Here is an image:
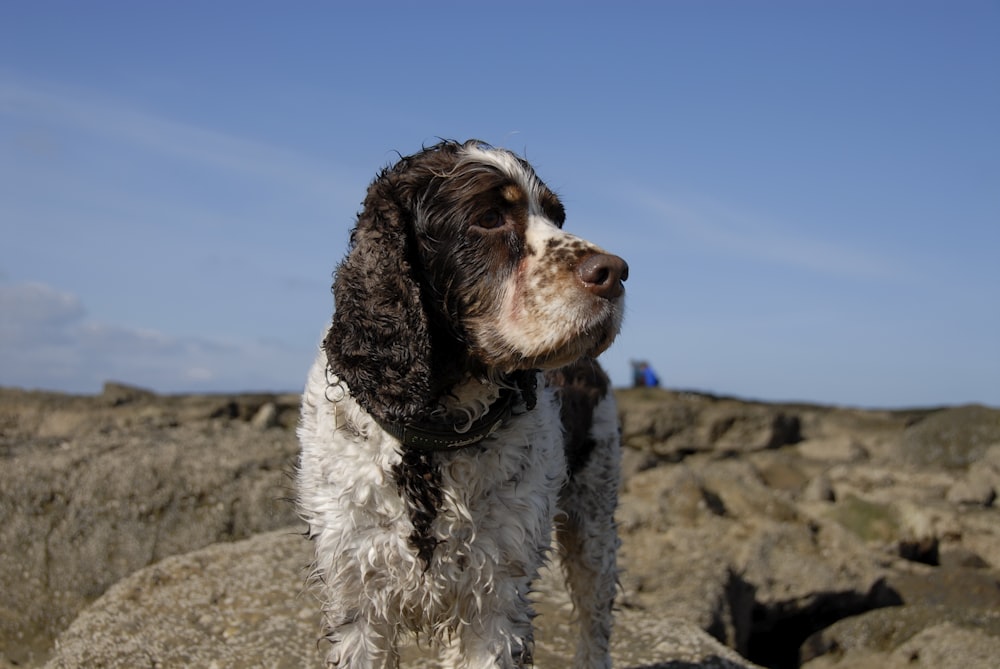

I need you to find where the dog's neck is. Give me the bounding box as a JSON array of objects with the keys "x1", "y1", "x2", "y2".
[
  {"x1": 373, "y1": 375, "x2": 516, "y2": 452},
  {"x1": 431, "y1": 373, "x2": 503, "y2": 429},
  {"x1": 367, "y1": 370, "x2": 537, "y2": 453}
]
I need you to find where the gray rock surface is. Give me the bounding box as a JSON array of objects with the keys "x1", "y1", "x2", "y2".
[
  {"x1": 800, "y1": 604, "x2": 1000, "y2": 666},
  {"x1": 617, "y1": 389, "x2": 803, "y2": 460},
  {"x1": 3, "y1": 385, "x2": 999, "y2": 668},
  {"x1": 898, "y1": 404, "x2": 1000, "y2": 469},
  {"x1": 44, "y1": 530, "x2": 319, "y2": 669},
  {"x1": 0, "y1": 385, "x2": 301, "y2": 666}
]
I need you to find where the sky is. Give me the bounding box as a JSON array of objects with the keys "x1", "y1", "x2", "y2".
[{"x1": 1, "y1": 1, "x2": 997, "y2": 408}]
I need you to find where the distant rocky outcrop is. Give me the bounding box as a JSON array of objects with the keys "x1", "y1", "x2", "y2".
[{"x1": 2, "y1": 384, "x2": 998, "y2": 668}]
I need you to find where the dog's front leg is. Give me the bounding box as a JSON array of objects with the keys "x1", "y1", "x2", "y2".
[
  {"x1": 322, "y1": 616, "x2": 399, "y2": 669},
  {"x1": 438, "y1": 576, "x2": 535, "y2": 669},
  {"x1": 556, "y1": 425, "x2": 620, "y2": 669},
  {"x1": 556, "y1": 508, "x2": 617, "y2": 669},
  {"x1": 445, "y1": 622, "x2": 534, "y2": 669}
]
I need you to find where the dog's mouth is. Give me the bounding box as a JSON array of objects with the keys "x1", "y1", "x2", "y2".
[
  {"x1": 542, "y1": 308, "x2": 623, "y2": 369},
  {"x1": 474, "y1": 294, "x2": 624, "y2": 372}
]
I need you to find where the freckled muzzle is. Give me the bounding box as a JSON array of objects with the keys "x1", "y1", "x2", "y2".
[{"x1": 514, "y1": 247, "x2": 627, "y2": 368}]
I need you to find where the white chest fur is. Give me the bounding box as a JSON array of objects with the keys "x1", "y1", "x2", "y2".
[{"x1": 296, "y1": 352, "x2": 565, "y2": 640}]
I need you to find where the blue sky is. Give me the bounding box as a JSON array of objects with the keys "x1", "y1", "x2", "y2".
[{"x1": 1, "y1": 1, "x2": 997, "y2": 408}]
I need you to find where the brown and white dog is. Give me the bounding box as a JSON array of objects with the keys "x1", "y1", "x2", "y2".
[{"x1": 297, "y1": 139, "x2": 627, "y2": 668}]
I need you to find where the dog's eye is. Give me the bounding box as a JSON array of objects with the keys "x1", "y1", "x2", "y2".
[{"x1": 477, "y1": 209, "x2": 505, "y2": 229}]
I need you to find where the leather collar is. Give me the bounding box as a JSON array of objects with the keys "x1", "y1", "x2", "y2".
[{"x1": 375, "y1": 389, "x2": 516, "y2": 452}]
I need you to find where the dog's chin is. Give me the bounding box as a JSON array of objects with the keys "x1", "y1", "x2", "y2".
[
  {"x1": 555, "y1": 326, "x2": 621, "y2": 367},
  {"x1": 481, "y1": 323, "x2": 621, "y2": 373}
]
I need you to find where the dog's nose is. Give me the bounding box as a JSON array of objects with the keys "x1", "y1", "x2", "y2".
[{"x1": 578, "y1": 253, "x2": 628, "y2": 300}]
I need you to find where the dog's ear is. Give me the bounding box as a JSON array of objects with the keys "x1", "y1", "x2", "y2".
[{"x1": 324, "y1": 167, "x2": 434, "y2": 422}]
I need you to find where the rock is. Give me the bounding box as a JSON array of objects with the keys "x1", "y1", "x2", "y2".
[
  {"x1": 900, "y1": 405, "x2": 1000, "y2": 469},
  {"x1": 937, "y1": 546, "x2": 991, "y2": 569},
  {"x1": 749, "y1": 450, "x2": 813, "y2": 493},
  {"x1": 45, "y1": 529, "x2": 763, "y2": 669},
  {"x1": 44, "y1": 530, "x2": 319, "y2": 669},
  {"x1": 100, "y1": 380, "x2": 157, "y2": 406},
  {"x1": 889, "y1": 622, "x2": 1000, "y2": 668},
  {"x1": 702, "y1": 406, "x2": 802, "y2": 453},
  {"x1": 797, "y1": 435, "x2": 869, "y2": 463},
  {"x1": 803, "y1": 474, "x2": 836, "y2": 502},
  {"x1": 826, "y1": 494, "x2": 900, "y2": 543},
  {"x1": 801, "y1": 608, "x2": 1000, "y2": 669},
  {"x1": 619, "y1": 389, "x2": 700, "y2": 457},
  {"x1": 619, "y1": 453, "x2": 894, "y2": 668},
  {"x1": 945, "y1": 476, "x2": 996, "y2": 506},
  {"x1": 969, "y1": 454, "x2": 1000, "y2": 484},
  {"x1": 946, "y1": 446, "x2": 1000, "y2": 506},
  {"x1": 251, "y1": 401, "x2": 280, "y2": 429},
  {"x1": 617, "y1": 388, "x2": 802, "y2": 460},
  {"x1": 618, "y1": 525, "x2": 757, "y2": 654},
  {"x1": 0, "y1": 386, "x2": 302, "y2": 446},
  {"x1": 960, "y1": 509, "x2": 1000, "y2": 567},
  {"x1": 888, "y1": 565, "x2": 1000, "y2": 610}
]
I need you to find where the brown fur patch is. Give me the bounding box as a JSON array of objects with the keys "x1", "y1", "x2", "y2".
[
  {"x1": 546, "y1": 358, "x2": 611, "y2": 475},
  {"x1": 502, "y1": 183, "x2": 526, "y2": 205}
]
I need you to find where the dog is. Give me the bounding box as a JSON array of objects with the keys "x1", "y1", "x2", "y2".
[{"x1": 297, "y1": 139, "x2": 627, "y2": 668}]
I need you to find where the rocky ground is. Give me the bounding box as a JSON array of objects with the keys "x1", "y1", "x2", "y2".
[{"x1": 1, "y1": 382, "x2": 998, "y2": 668}]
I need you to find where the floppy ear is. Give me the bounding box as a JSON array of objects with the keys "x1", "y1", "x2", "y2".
[{"x1": 324, "y1": 169, "x2": 434, "y2": 422}]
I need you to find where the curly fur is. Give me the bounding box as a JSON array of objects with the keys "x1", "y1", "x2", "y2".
[{"x1": 298, "y1": 140, "x2": 626, "y2": 668}]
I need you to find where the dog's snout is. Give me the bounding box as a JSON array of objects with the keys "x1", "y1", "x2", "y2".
[{"x1": 578, "y1": 253, "x2": 628, "y2": 300}]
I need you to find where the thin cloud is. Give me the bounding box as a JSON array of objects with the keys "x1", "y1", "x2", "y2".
[
  {"x1": 0, "y1": 281, "x2": 85, "y2": 340},
  {"x1": 0, "y1": 279, "x2": 301, "y2": 393},
  {"x1": 0, "y1": 71, "x2": 354, "y2": 200},
  {"x1": 629, "y1": 188, "x2": 908, "y2": 281}
]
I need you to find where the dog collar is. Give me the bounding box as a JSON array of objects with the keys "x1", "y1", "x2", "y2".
[{"x1": 376, "y1": 389, "x2": 516, "y2": 452}]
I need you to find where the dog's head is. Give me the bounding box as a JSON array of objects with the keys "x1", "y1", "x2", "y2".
[{"x1": 325, "y1": 139, "x2": 627, "y2": 422}]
